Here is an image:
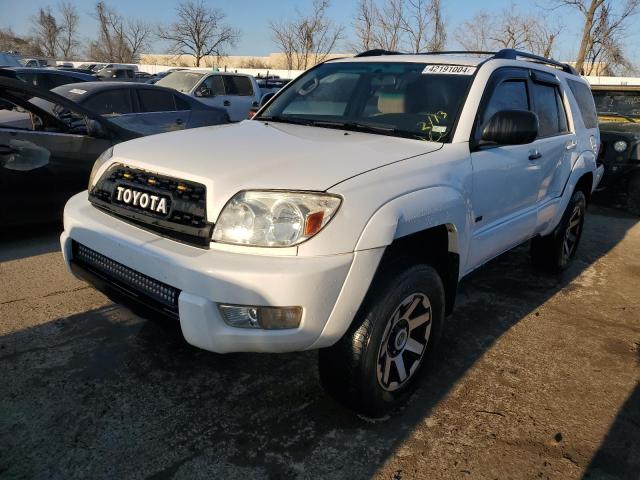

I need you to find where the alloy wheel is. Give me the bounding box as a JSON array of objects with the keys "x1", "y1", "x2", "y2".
[
  {"x1": 376, "y1": 292, "x2": 432, "y2": 391},
  {"x1": 562, "y1": 204, "x2": 583, "y2": 264}
]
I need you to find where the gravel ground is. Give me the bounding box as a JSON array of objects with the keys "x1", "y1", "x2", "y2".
[{"x1": 0, "y1": 204, "x2": 639, "y2": 480}]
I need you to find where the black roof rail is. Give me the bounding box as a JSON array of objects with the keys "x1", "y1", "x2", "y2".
[
  {"x1": 355, "y1": 49, "x2": 403, "y2": 57},
  {"x1": 493, "y1": 49, "x2": 578, "y2": 75},
  {"x1": 352, "y1": 48, "x2": 578, "y2": 75},
  {"x1": 418, "y1": 51, "x2": 497, "y2": 56}
]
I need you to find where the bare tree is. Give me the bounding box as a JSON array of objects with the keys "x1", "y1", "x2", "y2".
[
  {"x1": 58, "y1": 1, "x2": 79, "y2": 59},
  {"x1": 88, "y1": 1, "x2": 153, "y2": 63},
  {"x1": 158, "y1": 0, "x2": 239, "y2": 67},
  {"x1": 0, "y1": 28, "x2": 42, "y2": 56},
  {"x1": 123, "y1": 19, "x2": 152, "y2": 61},
  {"x1": 351, "y1": 0, "x2": 378, "y2": 52},
  {"x1": 31, "y1": 7, "x2": 61, "y2": 57},
  {"x1": 374, "y1": 0, "x2": 404, "y2": 51},
  {"x1": 455, "y1": 8, "x2": 560, "y2": 57},
  {"x1": 455, "y1": 11, "x2": 492, "y2": 51},
  {"x1": 401, "y1": 0, "x2": 446, "y2": 52},
  {"x1": 269, "y1": 0, "x2": 344, "y2": 70},
  {"x1": 551, "y1": 0, "x2": 639, "y2": 74},
  {"x1": 427, "y1": 0, "x2": 446, "y2": 52}
]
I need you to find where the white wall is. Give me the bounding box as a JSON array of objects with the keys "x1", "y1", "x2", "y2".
[
  {"x1": 585, "y1": 76, "x2": 640, "y2": 86},
  {"x1": 69, "y1": 61, "x2": 304, "y2": 79}
]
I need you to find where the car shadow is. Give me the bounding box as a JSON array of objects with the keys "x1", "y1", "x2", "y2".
[
  {"x1": 0, "y1": 221, "x2": 62, "y2": 263},
  {"x1": 0, "y1": 205, "x2": 638, "y2": 479},
  {"x1": 582, "y1": 382, "x2": 640, "y2": 480}
]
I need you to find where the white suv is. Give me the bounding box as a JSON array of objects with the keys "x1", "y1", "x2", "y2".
[{"x1": 61, "y1": 49, "x2": 604, "y2": 416}]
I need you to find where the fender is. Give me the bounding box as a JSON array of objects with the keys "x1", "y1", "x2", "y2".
[
  {"x1": 538, "y1": 149, "x2": 598, "y2": 237},
  {"x1": 355, "y1": 186, "x2": 470, "y2": 271}
]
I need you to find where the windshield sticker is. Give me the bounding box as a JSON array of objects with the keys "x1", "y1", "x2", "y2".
[
  {"x1": 69, "y1": 88, "x2": 87, "y2": 95},
  {"x1": 422, "y1": 65, "x2": 476, "y2": 75}
]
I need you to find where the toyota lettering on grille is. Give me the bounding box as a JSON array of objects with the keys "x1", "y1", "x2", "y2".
[{"x1": 114, "y1": 186, "x2": 169, "y2": 215}]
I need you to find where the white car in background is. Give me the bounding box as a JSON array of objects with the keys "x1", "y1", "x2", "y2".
[{"x1": 156, "y1": 70, "x2": 260, "y2": 121}]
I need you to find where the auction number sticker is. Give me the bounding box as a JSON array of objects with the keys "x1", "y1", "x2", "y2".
[{"x1": 423, "y1": 65, "x2": 476, "y2": 75}]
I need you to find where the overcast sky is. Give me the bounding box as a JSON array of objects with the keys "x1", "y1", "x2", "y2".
[{"x1": 2, "y1": 0, "x2": 639, "y2": 63}]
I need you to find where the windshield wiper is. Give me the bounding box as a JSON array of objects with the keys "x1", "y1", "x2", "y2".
[
  {"x1": 310, "y1": 120, "x2": 427, "y2": 140},
  {"x1": 258, "y1": 115, "x2": 314, "y2": 126}
]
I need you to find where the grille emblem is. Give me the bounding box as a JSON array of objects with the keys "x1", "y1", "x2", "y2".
[{"x1": 115, "y1": 186, "x2": 168, "y2": 215}]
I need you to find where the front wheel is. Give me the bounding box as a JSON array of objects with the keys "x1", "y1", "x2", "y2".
[
  {"x1": 318, "y1": 264, "x2": 445, "y2": 417},
  {"x1": 531, "y1": 189, "x2": 586, "y2": 273}
]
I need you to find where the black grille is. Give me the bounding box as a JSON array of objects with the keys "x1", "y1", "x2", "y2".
[
  {"x1": 73, "y1": 241, "x2": 179, "y2": 317},
  {"x1": 89, "y1": 164, "x2": 213, "y2": 247}
]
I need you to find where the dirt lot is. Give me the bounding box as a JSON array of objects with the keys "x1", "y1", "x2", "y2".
[{"x1": 1, "y1": 203, "x2": 639, "y2": 480}]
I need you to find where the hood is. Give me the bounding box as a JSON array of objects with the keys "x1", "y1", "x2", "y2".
[
  {"x1": 599, "y1": 120, "x2": 640, "y2": 138},
  {"x1": 109, "y1": 120, "x2": 442, "y2": 219}
]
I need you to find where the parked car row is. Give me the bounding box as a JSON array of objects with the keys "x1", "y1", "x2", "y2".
[{"x1": 0, "y1": 75, "x2": 230, "y2": 227}]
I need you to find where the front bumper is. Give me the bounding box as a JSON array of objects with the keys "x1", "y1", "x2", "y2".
[{"x1": 61, "y1": 193, "x2": 383, "y2": 353}]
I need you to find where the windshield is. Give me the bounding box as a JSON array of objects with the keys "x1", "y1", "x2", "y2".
[
  {"x1": 156, "y1": 71, "x2": 204, "y2": 93},
  {"x1": 593, "y1": 90, "x2": 640, "y2": 119},
  {"x1": 257, "y1": 61, "x2": 474, "y2": 142}
]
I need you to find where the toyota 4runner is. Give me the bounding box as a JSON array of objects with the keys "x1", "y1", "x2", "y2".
[{"x1": 61, "y1": 49, "x2": 603, "y2": 416}]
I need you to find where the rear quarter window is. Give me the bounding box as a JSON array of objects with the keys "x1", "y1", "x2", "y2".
[
  {"x1": 138, "y1": 89, "x2": 176, "y2": 112},
  {"x1": 223, "y1": 76, "x2": 254, "y2": 96},
  {"x1": 567, "y1": 79, "x2": 598, "y2": 129}
]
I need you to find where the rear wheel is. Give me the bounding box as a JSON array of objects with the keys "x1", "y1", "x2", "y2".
[
  {"x1": 318, "y1": 264, "x2": 445, "y2": 417},
  {"x1": 531, "y1": 189, "x2": 586, "y2": 273}
]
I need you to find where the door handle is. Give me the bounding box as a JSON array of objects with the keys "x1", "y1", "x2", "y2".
[
  {"x1": 175, "y1": 118, "x2": 184, "y2": 125},
  {"x1": 528, "y1": 149, "x2": 542, "y2": 160},
  {"x1": 565, "y1": 139, "x2": 578, "y2": 150},
  {"x1": 223, "y1": 100, "x2": 231, "y2": 106}
]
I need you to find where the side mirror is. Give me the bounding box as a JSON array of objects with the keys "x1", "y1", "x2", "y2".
[
  {"x1": 481, "y1": 110, "x2": 538, "y2": 146},
  {"x1": 260, "y1": 92, "x2": 275, "y2": 108},
  {"x1": 195, "y1": 87, "x2": 213, "y2": 98},
  {"x1": 87, "y1": 119, "x2": 107, "y2": 138}
]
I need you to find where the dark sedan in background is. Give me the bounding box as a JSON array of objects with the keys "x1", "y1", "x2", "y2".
[
  {"x1": 0, "y1": 67, "x2": 97, "y2": 90},
  {"x1": 43, "y1": 82, "x2": 230, "y2": 135},
  {"x1": 0, "y1": 77, "x2": 229, "y2": 228}
]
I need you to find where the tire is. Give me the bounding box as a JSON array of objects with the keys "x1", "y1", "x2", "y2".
[
  {"x1": 318, "y1": 263, "x2": 445, "y2": 417},
  {"x1": 627, "y1": 174, "x2": 640, "y2": 216},
  {"x1": 531, "y1": 189, "x2": 587, "y2": 273}
]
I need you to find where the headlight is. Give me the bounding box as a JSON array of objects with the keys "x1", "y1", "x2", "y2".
[
  {"x1": 613, "y1": 140, "x2": 628, "y2": 153},
  {"x1": 88, "y1": 146, "x2": 113, "y2": 189},
  {"x1": 212, "y1": 191, "x2": 341, "y2": 247}
]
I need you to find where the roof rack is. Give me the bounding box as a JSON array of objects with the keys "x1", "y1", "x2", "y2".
[
  {"x1": 353, "y1": 48, "x2": 578, "y2": 75},
  {"x1": 493, "y1": 49, "x2": 577, "y2": 75}
]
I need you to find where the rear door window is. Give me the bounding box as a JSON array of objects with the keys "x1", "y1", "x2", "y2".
[
  {"x1": 223, "y1": 76, "x2": 254, "y2": 96},
  {"x1": 138, "y1": 89, "x2": 176, "y2": 112},
  {"x1": 83, "y1": 89, "x2": 133, "y2": 115},
  {"x1": 532, "y1": 82, "x2": 568, "y2": 137}
]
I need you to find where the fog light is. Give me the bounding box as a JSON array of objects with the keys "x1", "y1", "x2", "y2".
[
  {"x1": 613, "y1": 140, "x2": 628, "y2": 153},
  {"x1": 218, "y1": 304, "x2": 302, "y2": 329}
]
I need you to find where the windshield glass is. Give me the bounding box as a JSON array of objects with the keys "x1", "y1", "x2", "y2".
[
  {"x1": 593, "y1": 90, "x2": 640, "y2": 118},
  {"x1": 156, "y1": 71, "x2": 204, "y2": 93},
  {"x1": 257, "y1": 61, "x2": 474, "y2": 141}
]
